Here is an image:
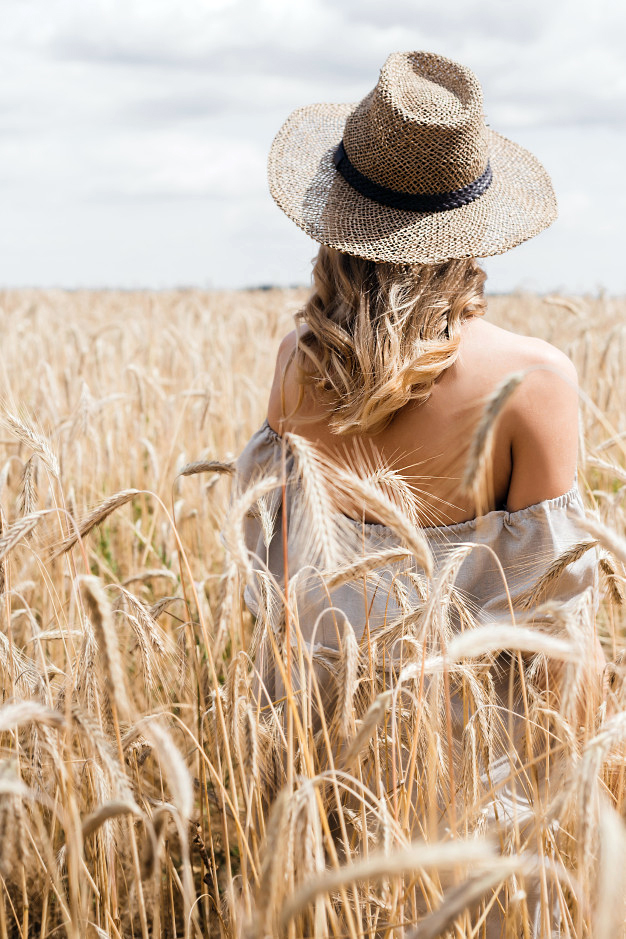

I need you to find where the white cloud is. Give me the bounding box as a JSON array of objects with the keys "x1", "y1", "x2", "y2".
[{"x1": 0, "y1": 0, "x2": 624, "y2": 290}]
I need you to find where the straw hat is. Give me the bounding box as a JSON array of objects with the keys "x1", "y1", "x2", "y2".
[{"x1": 268, "y1": 51, "x2": 557, "y2": 264}]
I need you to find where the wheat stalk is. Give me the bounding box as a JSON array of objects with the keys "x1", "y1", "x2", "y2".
[{"x1": 255, "y1": 787, "x2": 290, "y2": 936}]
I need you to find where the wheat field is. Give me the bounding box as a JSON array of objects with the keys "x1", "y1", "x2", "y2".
[{"x1": 0, "y1": 286, "x2": 625, "y2": 938}]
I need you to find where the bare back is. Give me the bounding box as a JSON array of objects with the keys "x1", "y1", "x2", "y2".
[{"x1": 267, "y1": 314, "x2": 579, "y2": 527}]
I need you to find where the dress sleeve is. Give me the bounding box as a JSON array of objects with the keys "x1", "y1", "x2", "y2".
[{"x1": 438, "y1": 487, "x2": 599, "y2": 623}]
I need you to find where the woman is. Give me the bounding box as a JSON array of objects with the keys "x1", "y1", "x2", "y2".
[{"x1": 234, "y1": 51, "x2": 601, "y2": 934}]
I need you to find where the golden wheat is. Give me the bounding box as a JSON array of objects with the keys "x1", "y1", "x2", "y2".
[{"x1": 0, "y1": 287, "x2": 623, "y2": 937}]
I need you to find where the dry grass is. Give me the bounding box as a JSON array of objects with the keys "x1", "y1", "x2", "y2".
[{"x1": 0, "y1": 285, "x2": 625, "y2": 937}]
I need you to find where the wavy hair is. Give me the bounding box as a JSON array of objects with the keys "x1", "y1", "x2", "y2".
[{"x1": 292, "y1": 246, "x2": 487, "y2": 435}]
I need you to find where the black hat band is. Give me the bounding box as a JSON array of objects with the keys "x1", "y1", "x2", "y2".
[{"x1": 333, "y1": 140, "x2": 493, "y2": 213}]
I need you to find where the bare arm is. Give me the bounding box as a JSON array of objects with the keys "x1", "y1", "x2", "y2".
[
  {"x1": 267, "y1": 330, "x2": 299, "y2": 434},
  {"x1": 503, "y1": 348, "x2": 604, "y2": 708},
  {"x1": 504, "y1": 346, "x2": 579, "y2": 512}
]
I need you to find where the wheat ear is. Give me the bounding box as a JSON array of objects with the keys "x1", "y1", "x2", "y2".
[
  {"x1": 221, "y1": 475, "x2": 280, "y2": 579},
  {"x1": 122, "y1": 569, "x2": 178, "y2": 587},
  {"x1": 581, "y1": 516, "x2": 626, "y2": 564},
  {"x1": 178, "y1": 460, "x2": 234, "y2": 477},
  {"x1": 543, "y1": 295, "x2": 586, "y2": 319},
  {"x1": 143, "y1": 721, "x2": 193, "y2": 820},
  {"x1": 279, "y1": 839, "x2": 497, "y2": 929},
  {"x1": 53, "y1": 488, "x2": 140, "y2": 556},
  {"x1": 0, "y1": 512, "x2": 43, "y2": 562},
  {"x1": 118, "y1": 587, "x2": 170, "y2": 654},
  {"x1": 587, "y1": 455, "x2": 626, "y2": 485},
  {"x1": 149, "y1": 595, "x2": 183, "y2": 619},
  {"x1": 406, "y1": 860, "x2": 528, "y2": 939},
  {"x1": 81, "y1": 801, "x2": 142, "y2": 840},
  {"x1": 18, "y1": 454, "x2": 38, "y2": 515},
  {"x1": 462, "y1": 372, "x2": 524, "y2": 498},
  {"x1": 243, "y1": 703, "x2": 258, "y2": 789},
  {"x1": 3, "y1": 410, "x2": 60, "y2": 478},
  {"x1": 341, "y1": 690, "x2": 393, "y2": 770},
  {"x1": 0, "y1": 701, "x2": 65, "y2": 732},
  {"x1": 324, "y1": 548, "x2": 413, "y2": 591},
  {"x1": 599, "y1": 555, "x2": 625, "y2": 605},
  {"x1": 520, "y1": 540, "x2": 598, "y2": 609},
  {"x1": 336, "y1": 619, "x2": 359, "y2": 738},
  {"x1": 79, "y1": 575, "x2": 130, "y2": 720},
  {"x1": 286, "y1": 432, "x2": 343, "y2": 570},
  {"x1": 332, "y1": 465, "x2": 434, "y2": 575}
]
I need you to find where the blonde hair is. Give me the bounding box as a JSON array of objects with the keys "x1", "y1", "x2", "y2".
[{"x1": 293, "y1": 246, "x2": 487, "y2": 435}]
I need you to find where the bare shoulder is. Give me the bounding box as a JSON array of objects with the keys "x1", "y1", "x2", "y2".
[
  {"x1": 495, "y1": 331, "x2": 579, "y2": 510},
  {"x1": 513, "y1": 333, "x2": 577, "y2": 385},
  {"x1": 276, "y1": 329, "x2": 299, "y2": 363},
  {"x1": 266, "y1": 329, "x2": 301, "y2": 433},
  {"x1": 468, "y1": 319, "x2": 577, "y2": 383},
  {"x1": 502, "y1": 331, "x2": 578, "y2": 414},
  {"x1": 462, "y1": 318, "x2": 579, "y2": 510}
]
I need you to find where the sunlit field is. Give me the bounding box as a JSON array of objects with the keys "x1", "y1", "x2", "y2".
[{"x1": 0, "y1": 286, "x2": 625, "y2": 938}]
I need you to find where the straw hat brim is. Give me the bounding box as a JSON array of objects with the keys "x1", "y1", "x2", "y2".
[{"x1": 268, "y1": 102, "x2": 557, "y2": 263}]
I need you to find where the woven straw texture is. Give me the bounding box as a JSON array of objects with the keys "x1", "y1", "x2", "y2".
[{"x1": 268, "y1": 51, "x2": 557, "y2": 263}]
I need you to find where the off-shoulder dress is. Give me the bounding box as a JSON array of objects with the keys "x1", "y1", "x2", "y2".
[{"x1": 234, "y1": 419, "x2": 598, "y2": 822}]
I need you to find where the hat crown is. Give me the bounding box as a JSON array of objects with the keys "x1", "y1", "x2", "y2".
[{"x1": 343, "y1": 52, "x2": 489, "y2": 196}]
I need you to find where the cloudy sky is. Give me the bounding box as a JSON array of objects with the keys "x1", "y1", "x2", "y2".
[{"x1": 1, "y1": 0, "x2": 625, "y2": 293}]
